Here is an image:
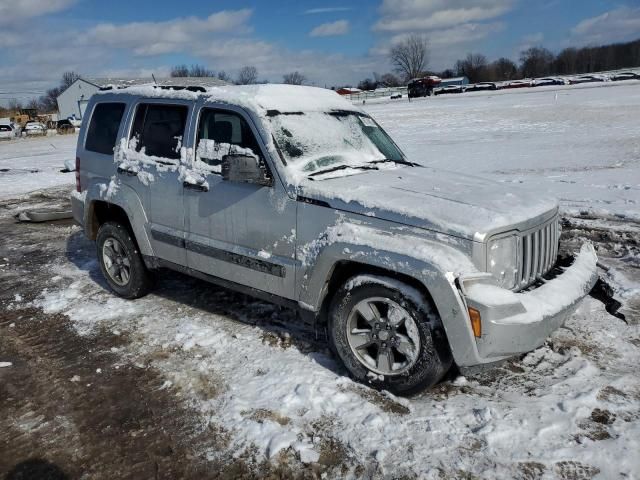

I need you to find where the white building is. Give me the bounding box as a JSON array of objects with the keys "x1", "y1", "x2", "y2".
[{"x1": 56, "y1": 77, "x2": 228, "y2": 120}]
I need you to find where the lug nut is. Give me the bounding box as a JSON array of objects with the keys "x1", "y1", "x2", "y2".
[{"x1": 382, "y1": 342, "x2": 387, "y2": 348}]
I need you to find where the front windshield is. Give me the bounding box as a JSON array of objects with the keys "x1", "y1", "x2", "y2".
[{"x1": 267, "y1": 110, "x2": 406, "y2": 179}]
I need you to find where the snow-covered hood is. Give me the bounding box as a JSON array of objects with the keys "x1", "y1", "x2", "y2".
[{"x1": 299, "y1": 166, "x2": 559, "y2": 240}]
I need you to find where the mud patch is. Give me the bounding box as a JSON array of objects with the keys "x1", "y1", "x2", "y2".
[
  {"x1": 339, "y1": 384, "x2": 410, "y2": 415},
  {"x1": 554, "y1": 461, "x2": 600, "y2": 480},
  {"x1": 0, "y1": 307, "x2": 234, "y2": 479},
  {"x1": 516, "y1": 461, "x2": 546, "y2": 480},
  {"x1": 242, "y1": 408, "x2": 291, "y2": 426}
]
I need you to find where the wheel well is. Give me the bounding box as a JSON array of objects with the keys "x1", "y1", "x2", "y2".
[
  {"x1": 87, "y1": 200, "x2": 133, "y2": 240},
  {"x1": 317, "y1": 261, "x2": 439, "y2": 326}
]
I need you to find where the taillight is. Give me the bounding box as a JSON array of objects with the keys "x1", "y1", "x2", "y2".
[{"x1": 75, "y1": 156, "x2": 81, "y2": 192}]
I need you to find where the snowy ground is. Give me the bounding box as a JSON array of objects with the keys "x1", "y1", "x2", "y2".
[
  {"x1": 0, "y1": 134, "x2": 76, "y2": 200},
  {"x1": 1, "y1": 84, "x2": 639, "y2": 479},
  {"x1": 364, "y1": 81, "x2": 640, "y2": 222}
]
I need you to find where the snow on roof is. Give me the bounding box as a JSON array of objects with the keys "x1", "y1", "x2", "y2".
[{"x1": 100, "y1": 84, "x2": 358, "y2": 115}]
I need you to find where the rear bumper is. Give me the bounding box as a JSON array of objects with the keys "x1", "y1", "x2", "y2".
[
  {"x1": 71, "y1": 191, "x2": 85, "y2": 227},
  {"x1": 461, "y1": 243, "x2": 598, "y2": 361}
]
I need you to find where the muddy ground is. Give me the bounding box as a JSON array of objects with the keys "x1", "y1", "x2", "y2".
[{"x1": 1, "y1": 186, "x2": 638, "y2": 480}]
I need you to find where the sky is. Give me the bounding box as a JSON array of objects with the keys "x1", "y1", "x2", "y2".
[{"x1": 1, "y1": 0, "x2": 639, "y2": 106}]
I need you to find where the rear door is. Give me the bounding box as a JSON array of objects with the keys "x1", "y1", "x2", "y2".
[{"x1": 126, "y1": 100, "x2": 192, "y2": 266}]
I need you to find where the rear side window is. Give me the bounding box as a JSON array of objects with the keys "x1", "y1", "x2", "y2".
[
  {"x1": 85, "y1": 103, "x2": 126, "y2": 155},
  {"x1": 130, "y1": 104, "x2": 188, "y2": 160},
  {"x1": 0, "y1": 125, "x2": 11, "y2": 132}
]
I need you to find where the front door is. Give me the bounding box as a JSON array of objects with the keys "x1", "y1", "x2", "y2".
[{"x1": 183, "y1": 105, "x2": 297, "y2": 299}]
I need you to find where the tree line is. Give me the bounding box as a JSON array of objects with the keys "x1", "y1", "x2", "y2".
[
  {"x1": 450, "y1": 37, "x2": 640, "y2": 84},
  {"x1": 169, "y1": 64, "x2": 307, "y2": 86},
  {"x1": 358, "y1": 35, "x2": 640, "y2": 90}
]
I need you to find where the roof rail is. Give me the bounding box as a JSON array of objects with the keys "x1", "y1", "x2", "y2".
[{"x1": 99, "y1": 84, "x2": 208, "y2": 93}]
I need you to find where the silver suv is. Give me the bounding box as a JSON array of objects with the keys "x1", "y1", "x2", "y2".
[{"x1": 71, "y1": 84, "x2": 598, "y2": 394}]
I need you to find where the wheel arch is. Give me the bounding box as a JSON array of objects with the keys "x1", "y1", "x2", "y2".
[
  {"x1": 83, "y1": 183, "x2": 154, "y2": 257},
  {"x1": 316, "y1": 260, "x2": 441, "y2": 327}
]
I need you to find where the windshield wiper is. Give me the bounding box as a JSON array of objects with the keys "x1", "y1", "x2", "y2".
[
  {"x1": 368, "y1": 158, "x2": 420, "y2": 167},
  {"x1": 308, "y1": 164, "x2": 378, "y2": 177}
]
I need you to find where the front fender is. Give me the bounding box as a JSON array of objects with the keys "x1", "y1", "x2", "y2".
[{"x1": 296, "y1": 219, "x2": 482, "y2": 366}]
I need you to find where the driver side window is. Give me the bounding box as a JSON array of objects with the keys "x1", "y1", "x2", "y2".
[{"x1": 196, "y1": 108, "x2": 263, "y2": 172}]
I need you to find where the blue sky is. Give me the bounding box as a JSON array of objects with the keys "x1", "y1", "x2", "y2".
[{"x1": 1, "y1": 0, "x2": 639, "y2": 105}]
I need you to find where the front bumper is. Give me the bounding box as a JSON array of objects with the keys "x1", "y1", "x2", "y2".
[{"x1": 461, "y1": 243, "x2": 598, "y2": 360}]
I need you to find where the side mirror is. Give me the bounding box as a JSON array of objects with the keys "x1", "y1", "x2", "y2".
[{"x1": 221, "y1": 154, "x2": 272, "y2": 187}]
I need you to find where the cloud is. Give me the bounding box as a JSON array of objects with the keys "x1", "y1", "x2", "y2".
[
  {"x1": 369, "y1": 0, "x2": 515, "y2": 69},
  {"x1": 571, "y1": 6, "x2": 640, "y2": 45},
  {"x1": 0, "y1": 8, "x2": 374, "y2": 106},
  {"x1": 309, "y1": 19, "x2": 350, "y2": 37},
  {"x1": 373, "y1": 0, "x2": 513, "y2": 32},
  {"x1": 88, "y1": 9, "x2": 254, "y2": 56},
  {"x1": 304, "y1": 7, "x2": 353, "y2": 14},
  {"x1": 0, "y1": 0, "x2": 76, "y2": 26}
]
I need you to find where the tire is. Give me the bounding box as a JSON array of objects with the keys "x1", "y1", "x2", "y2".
[
  {"x1": 96, "y1": 221, "x2": 153, "y2": 299},
  {"x1": 328, "y1": 276, "x2": 452, "y2": 395}
]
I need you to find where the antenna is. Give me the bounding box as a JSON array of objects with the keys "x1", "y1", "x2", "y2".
[{"x1": 151, "y1": 74, "x2": 158, "y2": 85}]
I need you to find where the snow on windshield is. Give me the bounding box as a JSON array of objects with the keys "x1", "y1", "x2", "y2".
[{"x1": 268, "y1": 111, "x2": 405, "y2": 181}]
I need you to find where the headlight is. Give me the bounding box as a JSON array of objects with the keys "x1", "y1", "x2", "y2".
[{"x1": 487, "y1": 235, "x2": 518, "y2": 290}]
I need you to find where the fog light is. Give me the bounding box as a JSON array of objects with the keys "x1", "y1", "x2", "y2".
[{"x1": 468, "y1": 307, "x2": 482, "y2": 337}]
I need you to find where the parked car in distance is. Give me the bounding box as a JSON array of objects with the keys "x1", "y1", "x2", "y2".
[
  {"x1": 57, "y1": 118, "x2": 77, "y2": 134},
  {"x1": 502, "y1": 80, "x2": 532, "y2": 89},
  {"x1": 23, "y1": 121, "x2": 47, "y2": 136},
  {"x1": 435, "y1": 85, "x2": 465, "y2": 95},
  {"x1": 0, "y1": 123, "x2": 16, "y2": 140},
  {"x1": 465, "y1": 82, "x2": 498, "y2": 92},
  {"x1": 610, "y1": 72, "x2": 640, "y2": 81},
  {"x1": 532, "y1": 77, "x2": 567, "y2": 87},
  {"x1": 569, "y1": 75, "x2": 607, "y2": 85},
  {"x1": 407, "y1": 76, "x2": 441, "y2": 98},
  {"x1": 72, "y1": 84, "x2": 598, "y2": 395}
]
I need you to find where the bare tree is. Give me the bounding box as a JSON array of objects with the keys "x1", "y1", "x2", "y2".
[
  {"x1": 378, "y1": 72, "x2": 401, "y2": 87},
  {"x1": 519, "y1": 47, "x2": 554, "y2": 78},
  {"x1": 389, "y1": 34, "x2": 429, "y2": 82},
  {"x1": 455, "y1": 53, "x2": 488, "y2": 83},
  {"x1": 491, "y1": 57, "x2": 518, "y2": 81},
  {"x1": 61, "y1": 71, "x2": 80, "y2": 89},
  {"x1": 8, "y1": 99, "x2": 23, "y2": 111},
  {"x1": 171, "y1": 64, "x2": 189, "y2": 77},
  {"x1": 283, "y1": 71, "x2": 306, "y2": 85},
  {"x1": 217, "y1": 70, "x2": 232, "y2": 82},
  {"x1": 171, "y1": 64, "x2": 216, "y2": 77},
  {"x1": 236, "y1": 66, "x2": 258, "y2": 85}
]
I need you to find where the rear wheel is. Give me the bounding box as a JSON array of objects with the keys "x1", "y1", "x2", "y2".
[
  {"x1": 96, "y1": 222, "x2": 153, "y2": 299},
  {"x1": 328, "y1": 276, "x2": 452, "y2": 395}
]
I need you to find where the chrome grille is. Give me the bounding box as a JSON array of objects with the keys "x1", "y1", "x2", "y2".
[{"x1": 517, "y1": 216, "x2": 560, "y2": 288}]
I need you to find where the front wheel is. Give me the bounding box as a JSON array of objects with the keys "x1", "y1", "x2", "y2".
[
  {"x1": 328, "y1": 276, "x2": 452, "y2": 395},
  {"x1": 96, "y1": 222, "x2": 153, "y2": 299}
]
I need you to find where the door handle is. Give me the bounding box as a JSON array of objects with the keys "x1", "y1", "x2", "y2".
[
  {"x1": 183, "y1": 181, "x2": 209, "y2": 192},
  {"x1": 117, "y1": 166, "x2": 137, "y2": 176}
]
